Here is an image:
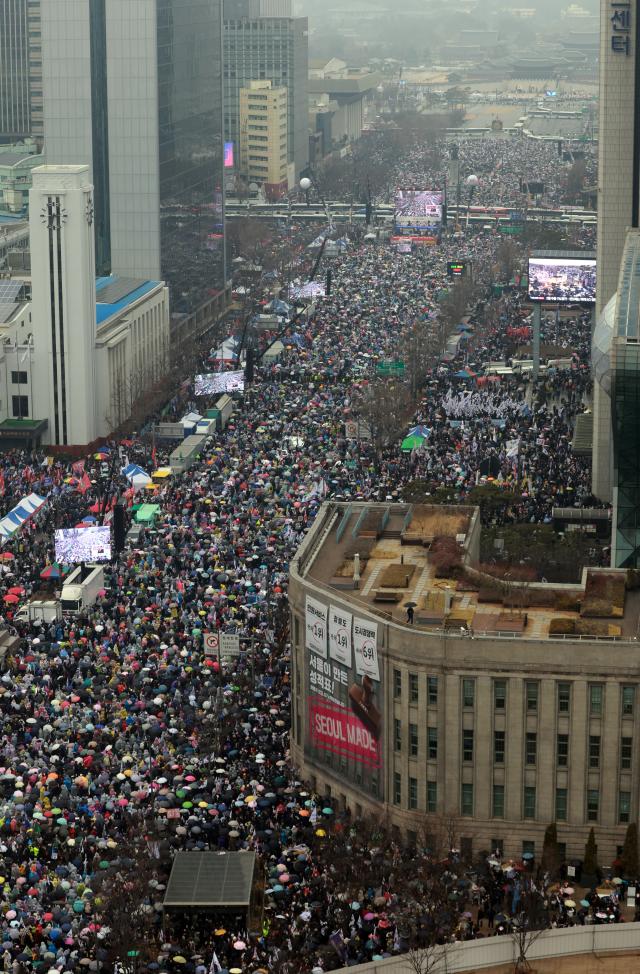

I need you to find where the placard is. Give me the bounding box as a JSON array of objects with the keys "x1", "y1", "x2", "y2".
[
  {"x1": 353, "y1": 617, "x2": 380, "y2": 681},
  {"x1": 329, "y1": 605, "x2": 352, "y2": 667},
  {"x1": 305, "y1": 595, "x2": 328, "y2": 658},
  {"x1": 220, "y1": 632, "x2": 240, "y2": 660}
]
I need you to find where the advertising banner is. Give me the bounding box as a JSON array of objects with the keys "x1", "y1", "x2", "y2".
[
  {"x1": 305, "y1": 607, "x2": 383, "y2": 799},
  {"x1": 329, "y1": 605, "x2": 352, "y2": 667},
  {"x1": 353, "y1": 617, "x2": 380, "y2": 681},
  {"x1": 305, "y1": 595, "x2": 328, "y2": 658}
]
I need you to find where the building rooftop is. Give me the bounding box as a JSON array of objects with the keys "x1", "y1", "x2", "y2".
[
  {"x1": 96, "y1": 275, "x2": 162, "y2": 325},
  {"x1": 299, "y1": 502, "x2": 640, "y2": 642}
]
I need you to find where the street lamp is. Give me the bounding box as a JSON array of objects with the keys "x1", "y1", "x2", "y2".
[
  {"x1": 300, "y1": 176, "x2": 312, "y2": 206},
  {"x1": 465, "y1": 174, "x2": 479, "y2": 229}
]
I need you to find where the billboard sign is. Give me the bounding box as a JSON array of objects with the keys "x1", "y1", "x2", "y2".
[
  {"x1": 304, "y1": 599, "x2": 383, "y2": 797},
  {"x1": 394, "y1": 189, "x2": 443, "y2": 234},
  {"x1": 224, "y1": 142, "x2": 235, "y2": 168},
  {"x1": 528, "y1": 256, "x2": 596, "y2": 304}
]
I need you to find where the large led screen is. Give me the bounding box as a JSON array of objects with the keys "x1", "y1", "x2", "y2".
[
  {"x1": 394, "y1": 189, "x2": 443, "y2": 232},
  {"x1": 55, "y1": 526, "x2": 112, "y2": 564},
  {"x1": 528, "y1": 257, "x2": 596, "y2": 304}
]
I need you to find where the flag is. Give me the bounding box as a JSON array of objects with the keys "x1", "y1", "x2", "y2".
[
  {"x1": 151, "y1": 445, "x2": 157, "y2": 469},
  {"x1": 0, "y1": 470, "x2": 4, "y2": 496},
  {"x1": 77, "y1": 473, "x2": 91, "y2": 495},
  {"x1": 209, "y1": 950, "x2": 222, "y2": 973},
  {"x1": 72, "y1": 460, "x2": 85, "y2": 476}
]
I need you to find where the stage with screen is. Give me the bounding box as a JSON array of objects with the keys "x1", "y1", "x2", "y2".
[
  {"x1": 528, "y1": 254, "x2": 596, "y2": 304},
  {"x1": 394, "y1": 190, "x2": 443, "y2": 234},
  {"x1": 195, "y1": 371, "x2": 245, "y2": 396},
  {"x1": 55, "y1": 526, "x2": 112, "y2": 564}
]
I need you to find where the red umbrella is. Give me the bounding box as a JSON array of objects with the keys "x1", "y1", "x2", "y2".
[
  {"x1": 8, "y1": 586, "x2": 23, "y2": 596},
  {"x1": 0, "y1": 553, "x2": 14, "y2": 561},
  {"x1": 3, "y1": 594, "x2": 19, "y2": 604}
]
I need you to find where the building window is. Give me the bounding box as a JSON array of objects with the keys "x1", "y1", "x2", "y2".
[
  {"x1": 523, "y1": 786, "x2": 536, "y2": 819},
  {"x1": 526, "y1": 732, "x2": 537, "y2": 766},
  {"x1": 409, "y1": 722, "x2": 418, "y2": 757},
  {"x1": 428, "y1": 727, "x2": 438, "y2": 760},
  {"x1": 409, "y1": 673, "x2": 419, "y2": 704},
  {"x1": 622, "y1": 685, "x2": 635, "y2": 716},
  {"x1": 463, "y1": 729, "x2": 474, "y2": 762},
  {"x1": 11, "y1": 395, "x2": 28, "y2": 418},
  {"x1": 587, "y1": 789, "x2": 599, "y2": 822},
  {"x1": 522, "y1": 840, "x2": 535, "y2": 857},
  {"x1": 557, "y1": 682, "x2": 571, "y2": 713},
  {"x1": 619, "y1": 791, "x2": 631, "y2": 824},
  {"x1": 10, "y1": 370, "x2": 27, "y2": 384},
  {"x1": 494, "y1": 679, "x2": 506, "y2": 710},
  {"x1": 589, "y1": 735, "x2": 601, "y2": 769},
  {"x1": 394, "y1": 718, "x2": 402, "y2": 752},
  {"x1": 461, "y1": 783, "x2": 473, "y2": 816},
  {"x1": 493, "y1": 784, "x2": 505, "y2": 818},
  {"x1": 590, "y1": 684, "x2": 603, "y2": 716},
  {"x1": 462, "y1": 678, "x2": 475, "y2": 708},
  {"x1": 428, "y1": 676, "x2": 438, "y2": 706},
  {"x1": 409, "y1": 776, "x2": 418, "y2": 810},
  {"x1": 393, "y1": 772, "x2": 401, "y2": 806},
  {"x1": 621, "y1": 736, "x2": 632, "y2": 770},
  {"x1": 393, "y1": 669, "x2": 401, "y2": 699},
  {"x1": 556, "y1": 788, "x2": 567, "y2": 822},
  {"x1": 557, "y1": 733, "x2": 569, "y2": 767},
  {"x1": 526, "y1": 681, "x2": 539, "y2": 712},
  {"x1": 427, "y1": 780, "x2": 437, "y2": 813},
  {"x1": 494, "y1": 730, "x2": 505, "y2": 764}
]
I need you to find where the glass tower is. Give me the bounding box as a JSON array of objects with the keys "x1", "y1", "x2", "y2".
[
  {"x1": 157, "y1": 0, "x2": 226, "y2": 314},
  {"x1": 42, "y1": 0, "x2": 226, "y2": 312},
  {"x1": 593, "y1": 229, "x2": 640, "y2": 567}
]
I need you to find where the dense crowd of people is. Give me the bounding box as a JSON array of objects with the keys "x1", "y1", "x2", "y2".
[{"x1": 0, "y1": 131, "x2": 610, "y2": 974}]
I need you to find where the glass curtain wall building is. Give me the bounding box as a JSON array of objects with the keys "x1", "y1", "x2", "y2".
[
  {"x1": 224, "y1": 7, "x2": 308, "y2": 178},
  {"x1": 593, "y1": 229, "x2": 640, "y2": 567},
  {"x1": 42, "y1": 0, "x2": 226, "y2": 311},
  {"x1": 0, "y1": 0, "x2": 42, "y2": 143}
]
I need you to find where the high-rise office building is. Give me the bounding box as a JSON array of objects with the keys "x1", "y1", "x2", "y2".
[
  {"x1": 593, "y1": 0, "x2": 640, "y2": 502},
  {"x1": 41, "y1": 0, "x2": 226, "y2": 319},
  {"x1": 239, "y1": 80, "x2": 289, "y2": 197},
  {"x1": 0, "y1": 0, "x2": 42, "y2": 143},
  {"x1": 224, "y1": 1, "x2": 308, "y2": 178}
]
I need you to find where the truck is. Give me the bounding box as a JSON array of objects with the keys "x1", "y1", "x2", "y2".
[
  {"x1": 60, "y1": 564, "x2": 105, "y2": 614},
  {"x1": 14, "y1": 599, "x2": 63, "y2": 625}
]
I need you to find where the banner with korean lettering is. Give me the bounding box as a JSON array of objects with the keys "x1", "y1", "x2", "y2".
[
  {"x1": 353, "y1": 617, "x2": 380, "y2": 681},
  {"x1": 305, "y1": 595, "x2": 328, "y2": 658},
  {"x1": 306, "y1": 600, "x2": 383, "y2": 800},
  {"x1": 329, "y1": 605, "x2": 352, "y2": 667}
]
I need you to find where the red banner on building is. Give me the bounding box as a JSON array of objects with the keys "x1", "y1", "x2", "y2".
[{"x1": 307, "y1": 694, "x2": 382, "y2": 770}]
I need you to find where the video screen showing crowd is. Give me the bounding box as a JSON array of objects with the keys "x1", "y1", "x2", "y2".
[{"x1": 528, "y1": 257, "x2": 596, "y2": 304}]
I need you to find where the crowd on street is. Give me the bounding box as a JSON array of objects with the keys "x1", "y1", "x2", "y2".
[{"x1": 0, "y1": 133, "x2": 611, "y2": 974}]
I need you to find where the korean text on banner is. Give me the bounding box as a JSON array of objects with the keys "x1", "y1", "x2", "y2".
[
  {"x1": 329, "y1": 605, "x2": 352, "y2": 667},
  {"x1": 353, "y1": 617, "x2": 380, "y2": 681},
  {"x1": 305, "y1": 595, "x2": 328, "y2": 658}
]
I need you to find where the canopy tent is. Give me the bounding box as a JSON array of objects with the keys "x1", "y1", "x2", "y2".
[
  {"x1": 401, "y1": 434, "x2": 426, "y2": 452},
  {"x1": 152, "y1": 467, "x2": 173, "y2": 480},
  {"x1": 121, "y1": 463, "x2": 152, "y2": 489},
  {"x1": 0, "y1": 493, "x2": 46, "y2": 542},
  {"x1": 134, "y1": 504, "x2": 161, "y2": 525},
  {"x1": 263, "y1": 340, "x2": 285, "y2": 362},
  {"x1": 164, "y1": 852, "x2": 256, "y2": 912},
  {"x1": 407, "y1": 425, "x2": 431, "y2": 439}
]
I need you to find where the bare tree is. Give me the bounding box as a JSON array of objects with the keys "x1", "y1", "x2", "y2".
[
  {"x1": 510, "y1": 879, "x2": 548, "y2": 973},
  {"x1": 353, "y1": 378, "x2": 414, "y2": 455}
]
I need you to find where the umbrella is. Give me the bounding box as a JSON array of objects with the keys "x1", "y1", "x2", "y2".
[{"x1": 564, "y1": 899, "x2": 576, "y2": 908}]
